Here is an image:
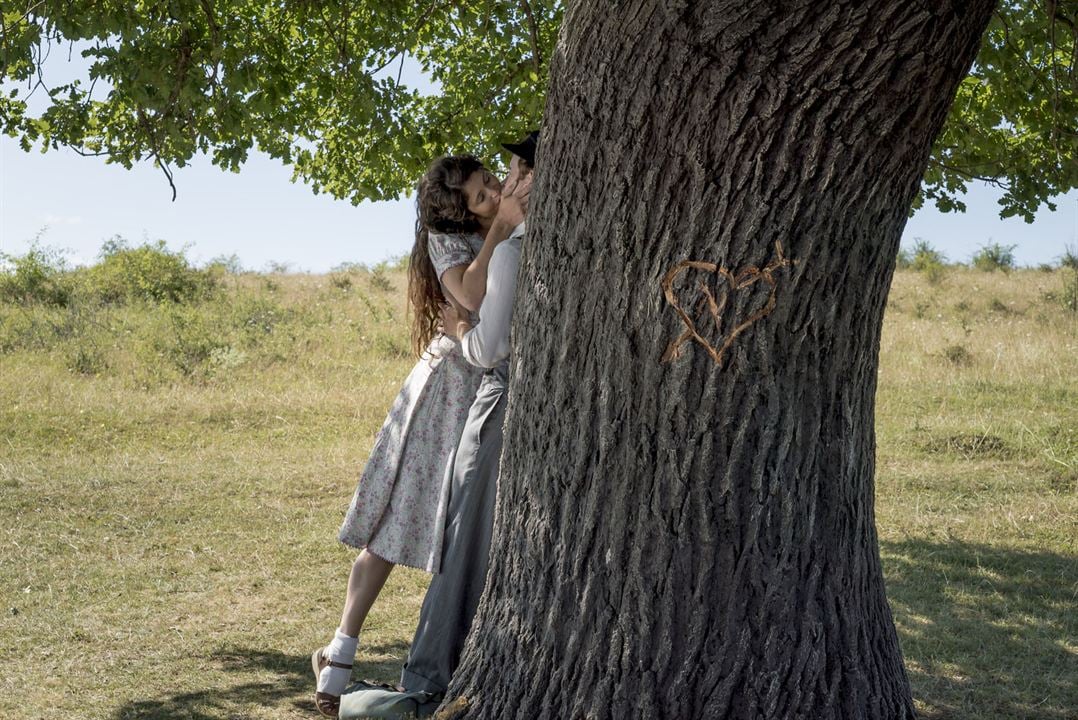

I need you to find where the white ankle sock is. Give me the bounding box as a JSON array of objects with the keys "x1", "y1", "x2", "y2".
[{"x1": 318, "y1": 628, "x2": 358, "y2": 695}]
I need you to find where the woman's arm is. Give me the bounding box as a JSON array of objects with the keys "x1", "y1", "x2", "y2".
[
  {"x1": 440, "y1": 217, "x2": 516, "y2": 311},
  {"x1": 440, "y1": 161, "x2": 531, "y2": 311},
  {"x1": 441, "y1": 238, "x2": 521, "y2": 368}
]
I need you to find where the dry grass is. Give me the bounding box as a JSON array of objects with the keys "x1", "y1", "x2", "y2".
[
  {"x1": 877, "y1": 268, "x2": 1076, "y2": 719},
  {"x1": 1, "y1": 266, "x2": 1075, "y2": 719}
]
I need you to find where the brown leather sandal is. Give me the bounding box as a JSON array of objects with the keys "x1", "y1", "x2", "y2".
[{"x1": 311, "y1": 647, "x2": 353, "y2": 718}]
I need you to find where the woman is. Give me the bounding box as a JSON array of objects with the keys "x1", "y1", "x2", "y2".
[
  {"x1": 399, "y1": 139, "x2": 536, "y2": 699},
  {"x1": 312, "y1": 155, "x2": 531, "y2": 718}
]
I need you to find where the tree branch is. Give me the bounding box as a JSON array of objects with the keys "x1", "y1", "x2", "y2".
[
  {"x1": 198, "y1": 0, "x2": 221, "y2": 87},
  {"x1": 520, "y1": 0, "x2": 543, "y2": 72},
  {"x1": 366, "y1": 0, "x2": 444, "y2": 77},
  {"x1": 152, "y1": 151, "x2": 178, "y2": 201},
  {"x1": 69, "y1": 147, "x2": 111, "y2": 157},
  {"x1": 929, "y1": 159, "x2": 1011, "y2": 189}
]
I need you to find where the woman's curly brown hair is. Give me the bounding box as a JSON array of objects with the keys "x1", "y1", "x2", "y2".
[{"x1": 409, "y1": 155, "x2": 484, "y2": 358}]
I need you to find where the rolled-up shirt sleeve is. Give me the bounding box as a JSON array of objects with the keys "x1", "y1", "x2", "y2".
[{"x1": 461, "y1": 237, "x2": 521, "y2": 368}]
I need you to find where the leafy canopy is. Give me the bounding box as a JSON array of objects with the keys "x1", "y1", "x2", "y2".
[{"x1": 1, "y1": 1, "x2": 1073, "y2": 219}]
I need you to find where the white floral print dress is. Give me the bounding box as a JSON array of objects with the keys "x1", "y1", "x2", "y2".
[{"x1": 338, "y1": 232, "x2": 485, "y2": 573}]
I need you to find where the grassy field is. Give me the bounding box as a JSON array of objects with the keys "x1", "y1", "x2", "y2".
[{"x1": 1, "y1": 255, "x2": 1075, "y2": 719}]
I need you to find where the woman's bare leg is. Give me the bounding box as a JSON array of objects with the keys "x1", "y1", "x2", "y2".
[
  {"x1": 338, "y1": 549, "x2": 394, "y2": 637},
  {"x1": 316, "y1": 549, "x2": 396, "y2": 708}
]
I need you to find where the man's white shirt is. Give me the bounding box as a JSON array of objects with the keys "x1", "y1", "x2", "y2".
[{"x1": 460, "y1": 222, "x2": 524, "y2": 368}]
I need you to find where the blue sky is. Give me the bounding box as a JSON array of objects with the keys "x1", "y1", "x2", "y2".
[
  {"x1": 0, "y1": 140, "x2": 420, "y2": 271},
  {"x1": 2, "y1": 43, "x2": 1075, "y2": 271}
]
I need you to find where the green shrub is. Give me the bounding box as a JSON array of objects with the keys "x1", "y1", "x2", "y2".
[
  {"x1": 1042, "y1": 248, "x2": 1076, "y2": 312},
  {"x1": 264, "y1": 260, "x2": 292, "y2": 274},
  {"x1": 923, "y1": 262, "x2": 946, "y2": 285},
  {"x1": 909, "y1": 239, "x2": 945, "y2": 268},
  {"x1": 971, "y1": 242, "x2": 1017, "y2": 272},
  {"x1": 0, "y1": 306, "x2": 45, "y2": 352},
  {"x1": 1058, "y1": 244, "x2": 1078, "y2": 271},
  {"x1": 0, "y1": 244, "x2": 73, "y2": 307},
  {"x1": 941, "y1": 343, "x2": 972, "y2": 366},
  {"x1": 356, "y1": 291, "x2": 393, "y2": 322},
  {"x1": 205, "y1": 254, "x2": 244, "y2": 274},
  {"x1": 233, "y1": 296, "x2": 292, "y2": 343},
  {"x1": 153, "y1": 305, "x2": 228, "y2": 376},
  {"x1": 895, "y1": 247, "x2": 913, "y2": 269},
  {"x1": 1061, "y1": 268, "x2": 1078, "y2": 313},
  {"x1": 67, "y1": 344, "x2": 108, "y2": 375},
  {"x1": 908, "y1": 239, "x2": 947, "y2": 283},
  {"x1": 370, "y1": 266, "x2": 394, "y2": 292},
  {"x1": 86, "y1": 237, "x2": 216, "y2": 305},
  {"x1": 331, "y1": 261, "x2": 367, "y2": 273},
  {"x1": 330, "y1": 273, "x2": 354, "y2": 291},
  {"x1": 0, "y1": 299, "x2": 98, "y2": 353}
]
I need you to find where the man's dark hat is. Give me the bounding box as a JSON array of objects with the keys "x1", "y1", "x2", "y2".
[{"x1": 501, "y1": 130, "x2": 540, "y2": 166}]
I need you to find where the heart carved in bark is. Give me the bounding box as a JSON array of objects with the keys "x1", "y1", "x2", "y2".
[{"x1": 660, "y1": 240, "x2": 797, "y2": 365}]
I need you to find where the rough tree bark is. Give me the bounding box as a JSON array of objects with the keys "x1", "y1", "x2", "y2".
[{"x1": 447, "y1": 1, "x2": 995, "y2": 718}]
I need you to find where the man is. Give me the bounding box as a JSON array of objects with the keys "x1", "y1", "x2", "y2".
[
  {"x1": 399, "y1": 130, "x2": 537, "y2": 698},
  {"x1": 336, "y1": 132, "x2": 539, "y2": 719}
]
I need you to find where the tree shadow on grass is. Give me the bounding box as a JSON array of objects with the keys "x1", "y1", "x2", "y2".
[
  {"x1": 882, "y1": 538, "x2": 1077, "y2": 720},
  {"x1": 112, "y1": 640, "x2": 410, "y2": 719}
]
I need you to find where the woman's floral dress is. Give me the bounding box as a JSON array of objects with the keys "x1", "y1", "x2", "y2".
[{"x1": 337, "y1": 232, "x2": 485, "y2": 573}]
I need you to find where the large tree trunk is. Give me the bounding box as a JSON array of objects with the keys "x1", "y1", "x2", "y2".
[{"x1": 448, "y1": 1, "x2": 995, "y2": 718}]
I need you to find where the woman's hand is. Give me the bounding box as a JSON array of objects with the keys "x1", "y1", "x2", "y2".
[
  {"x1": 496, "y1": 156, "x2": 532, "y2": 227},
  {"x1": 439, "y1": 300, "x2": 472, "y2": 341}
]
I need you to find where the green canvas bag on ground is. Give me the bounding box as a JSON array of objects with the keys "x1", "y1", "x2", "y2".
[{"x1": 337, "y1": 680, "x2": 442, "y2": 719}]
